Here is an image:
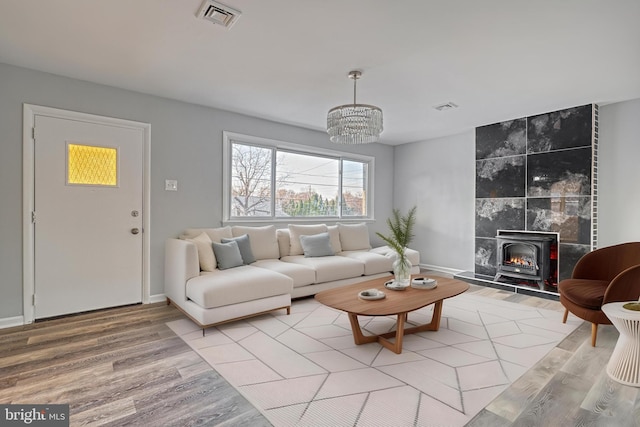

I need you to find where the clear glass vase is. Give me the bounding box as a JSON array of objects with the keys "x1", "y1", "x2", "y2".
[{"x1": 393, "y1": 252, "x2": 412, "y2": 287}]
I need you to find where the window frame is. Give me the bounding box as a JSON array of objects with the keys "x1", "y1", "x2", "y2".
[{"x1": 222, "y1": 131, "x2": 375, "y2": 223}]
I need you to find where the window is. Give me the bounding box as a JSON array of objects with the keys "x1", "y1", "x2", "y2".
[
  {"x1": 224, "y1": 132, "x2": 373, "y2": 221},
  {"x1": 67, "y1": 143, "x2": 118, "y2": 186},
  {"x1": 231, "y1": 143, "x2": 272, "y2": 217}
]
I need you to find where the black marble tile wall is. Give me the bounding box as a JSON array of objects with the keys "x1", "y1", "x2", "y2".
[
  {"x1": 476, "y1": 118, "x2": 526, "y2": 159},
  {"x1": 474, "y1": 104, "x2": 595, "y2": 289},
  {"x1": 476, "y1": 156, "x2": 526, "y2": 198},
  {"x1": 527, "y1": 148, "x2": 592, "y2": 197},
  {"x1": 527, "y1": 197, "x2": 591, "y2": 245},
  {"x1": 475, "y1": 199, "x2": 525, "y2": 238},
  {"x1": 559, "y1": 244, "x2": 591, "y2": 281},
  {"x1": 475, "y1": 238, "x2": 497, "y2": 276},
  {"x1": 527, "y1": 104, "x2": 593, "y2": 153}
]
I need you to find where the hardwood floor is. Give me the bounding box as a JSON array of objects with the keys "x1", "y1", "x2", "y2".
[
  {"x1": 0, "y1": 278, "x2": 634, "y2": 426},
  {"x1": 465, "y1": 287, "x2": 638, "y2": 427},
  {"x1": 0, "y1": 303, "x2": 270, "y2": 426}
]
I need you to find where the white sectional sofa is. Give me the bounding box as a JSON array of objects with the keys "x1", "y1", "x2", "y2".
[{"x1": 165, "y1": 223, "x2": 419, "y2": 330}]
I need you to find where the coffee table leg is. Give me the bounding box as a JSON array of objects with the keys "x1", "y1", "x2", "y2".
[
  {"x1": 349, "y1": 312, "x2": 407, "y2": 354},
  {"x1": 388, "y1": 313, "x2": 406, "y2": 354},
  {"x1": 347, "y1": 301, "x2": 445, "y2": 354},
  {"x1": 348, "y1": 313, "x2": 378, "y2": 345},
  {"x1": 429, "y1": 300, "x2": 444, "y2": 330}
]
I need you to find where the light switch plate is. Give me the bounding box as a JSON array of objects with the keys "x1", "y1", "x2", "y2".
[{"x1": 165, "y1": 179, "x2": 178, "y2": 191}]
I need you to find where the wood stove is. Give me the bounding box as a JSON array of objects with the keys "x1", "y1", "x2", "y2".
[{"x1": 494, "y1": 232, "x2": 557, "y2": 290}]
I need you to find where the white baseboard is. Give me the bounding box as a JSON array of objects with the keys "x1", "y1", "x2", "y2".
[
  {"x1": 0, "y1": 315, "x2": 25, "y2": 329},
  {"x1": 149, "y1": 293, "x2": 166, "y2": 304},
  {"x1": 420, "y1": 263, "x2": 464, "y2": 276}
]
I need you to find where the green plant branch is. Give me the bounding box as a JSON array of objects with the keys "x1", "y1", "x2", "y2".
[{"x1": 376, "y1": 206, "x2": 417, "y2": 256}]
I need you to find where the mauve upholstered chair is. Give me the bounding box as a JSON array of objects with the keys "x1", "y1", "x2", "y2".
[{"x1": 559, "y1": 242, "x2": 640, "y2": 346}]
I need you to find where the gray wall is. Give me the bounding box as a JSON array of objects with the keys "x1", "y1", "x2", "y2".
[
  {"x1": 598, "y1": 98, "x2": 640, "y2": 246},
  {"x1": 394, "y1": 99, "x2": 640, "y2": 273},
  {"x1": 393, "y1": 131, "x2": 476, "y2": 272},
  {"x1": 3, "y1": 59, "x2": 638, "y2": 321},
  {"x1": 0, "y1": 62, "x2": 395, "y2": 320}
]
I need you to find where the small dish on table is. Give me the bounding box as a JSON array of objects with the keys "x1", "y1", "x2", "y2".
[
  {"x1": 384, "y1": 280, "x2": 408, "y2": 291},
  {"x1": 358, "y1": 289, "x2": 386, "y2": 300},
  {"x1": 411, "y1": 277, "x2": 437, "y2": 290}
]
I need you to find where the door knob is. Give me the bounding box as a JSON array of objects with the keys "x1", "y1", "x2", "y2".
[{"x1": 131, "y1": 228, "x2": 140, "y2": 235}]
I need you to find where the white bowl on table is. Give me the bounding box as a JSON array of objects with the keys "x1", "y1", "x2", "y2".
[{"x1": 411, "y1": 277, "x2": 437, "y2": 290}]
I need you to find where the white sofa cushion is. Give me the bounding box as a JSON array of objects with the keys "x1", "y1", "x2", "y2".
[
  {"x1": 186, "y1": 265, "x2": 293, "y2": 309},
  {"x1": 288, "y1": 224, "x2": 328, "y2": 256},
  {"x1": 186, "y1": 232, "x2": 216, "y2": 272},
  {"x1": 252, "y1": 259, "x2": 316, "y2": 288},
  {"x1": 338, "y1": 223, "x2": 371, "y2": 251},
  {"x1": 232, "y1": 225, "x2": 280, "y2": 260},
  {"x1": 327, "y1": 225, "x2": 343, "y2": 253},
  {"x1": 281, "y1": 255, "x2": 364, "y2": 283},
  {"x1": 276, "y1": 228, "x2": 290, "y2": 257},
  {"x1": 181, "y1": 226, "x2": 233, "y2": 243},
  {"x1": 340, "y1": 250, "x2": 393, "y2": 275}
]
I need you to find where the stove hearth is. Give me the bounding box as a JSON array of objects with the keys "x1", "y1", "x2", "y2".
[{"x1": 494, "y1": 231, "x2": 558, "y2": 290}]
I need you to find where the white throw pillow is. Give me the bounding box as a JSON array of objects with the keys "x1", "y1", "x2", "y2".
[
  {"x1": 181, "y1": 226, "x2": 233, "y2": 243},
  {"x1": 186, "y1": 232, "x2": 216, "y2": 272},
  {"x1": 232, "y1": 225, "x2": 279, "y2": 260},
  {"x1": 288, "y1": 224, "x2": 328, "y2": 256},
  {"x1": 327, "y1": 225, "x2": 343, "y2": 253},
  {"x1": 338, "y1": 223, "x2": 371, "y2": 251}
]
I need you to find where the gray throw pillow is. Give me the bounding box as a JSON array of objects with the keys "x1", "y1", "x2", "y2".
[
  {"x1": 221, "y1": 234, "x2": 256, "y2": 264},
  {"x1": 300, "y1": 232, "x2": 335, "y2": 257},
  {"x1": 212, "y1": 240, "x2": 244, "y2": 270}
]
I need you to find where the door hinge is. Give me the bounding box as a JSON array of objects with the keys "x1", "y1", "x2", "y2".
[
  {"x1": 31, "y1": 211, "x2": 36, "y2": 223},
  {"x1": 32, "y1": 294, "x2": 36, "y2": 306},
  {"x1": 32, "y1": 127, "x2": 35, "y2": 140}
]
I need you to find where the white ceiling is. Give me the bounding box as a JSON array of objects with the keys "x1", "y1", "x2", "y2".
[{"x1": 1, "y1": 0, "x2": 639, "y2": 145}]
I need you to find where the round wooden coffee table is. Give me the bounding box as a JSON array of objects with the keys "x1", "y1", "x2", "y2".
[{"x1": 315, "y1": 275, "x2": 469, "y2": 354}]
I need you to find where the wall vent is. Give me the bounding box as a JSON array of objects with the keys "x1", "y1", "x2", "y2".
[
  {"x1": 433, "y1": 102, "x2": 459, "y2": 111},
  {"x1": 196, "y1": 0, "x2": 241, "y2": 29}
]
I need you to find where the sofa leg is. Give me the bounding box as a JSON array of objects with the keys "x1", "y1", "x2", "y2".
[
  {"x1": 562, "y1": 308, "x2": 568, "y2": 324},
  {"x1": 287, "y1": 306, "x2": 291, "y2": 315},
  {"x1": 591, "y1": 323, "x2": 598, "y2": 347}
]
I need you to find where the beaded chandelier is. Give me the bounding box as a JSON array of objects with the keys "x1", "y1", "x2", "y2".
[{"x1": 327, "y1": 70, "x2": 383, "y2": 144}]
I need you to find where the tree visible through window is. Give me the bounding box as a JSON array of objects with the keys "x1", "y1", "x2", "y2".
[
  {"x1": 231, "y1": 144, "x2": 272, "y2": 216},
  {"x1": 228, "y1": 138, "x2": 371, "y2": 219},
  {"x1": 277, "y1": 152, "x2": 339, "y2": 217}
]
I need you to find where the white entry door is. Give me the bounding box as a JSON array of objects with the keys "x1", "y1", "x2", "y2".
[{"x1": 33, "y1": 114, "x2": 144, "y2": 319}]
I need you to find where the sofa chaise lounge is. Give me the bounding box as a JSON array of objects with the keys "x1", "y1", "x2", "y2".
[{"x1": 165, "y1": 223, "x2": 419, "y2": 330}]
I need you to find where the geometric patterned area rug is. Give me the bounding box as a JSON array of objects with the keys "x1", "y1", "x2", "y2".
[{"x1": 167, "y1": 292, "x2": 581, "y2": 427}]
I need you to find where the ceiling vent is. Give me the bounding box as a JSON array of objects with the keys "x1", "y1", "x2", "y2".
[
  {"x1": 196, "y1": 0, "x2": 241, "y2": 29},
  {"x1": 433, "y1": 102, "x2": 459, "y2": 111}
]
